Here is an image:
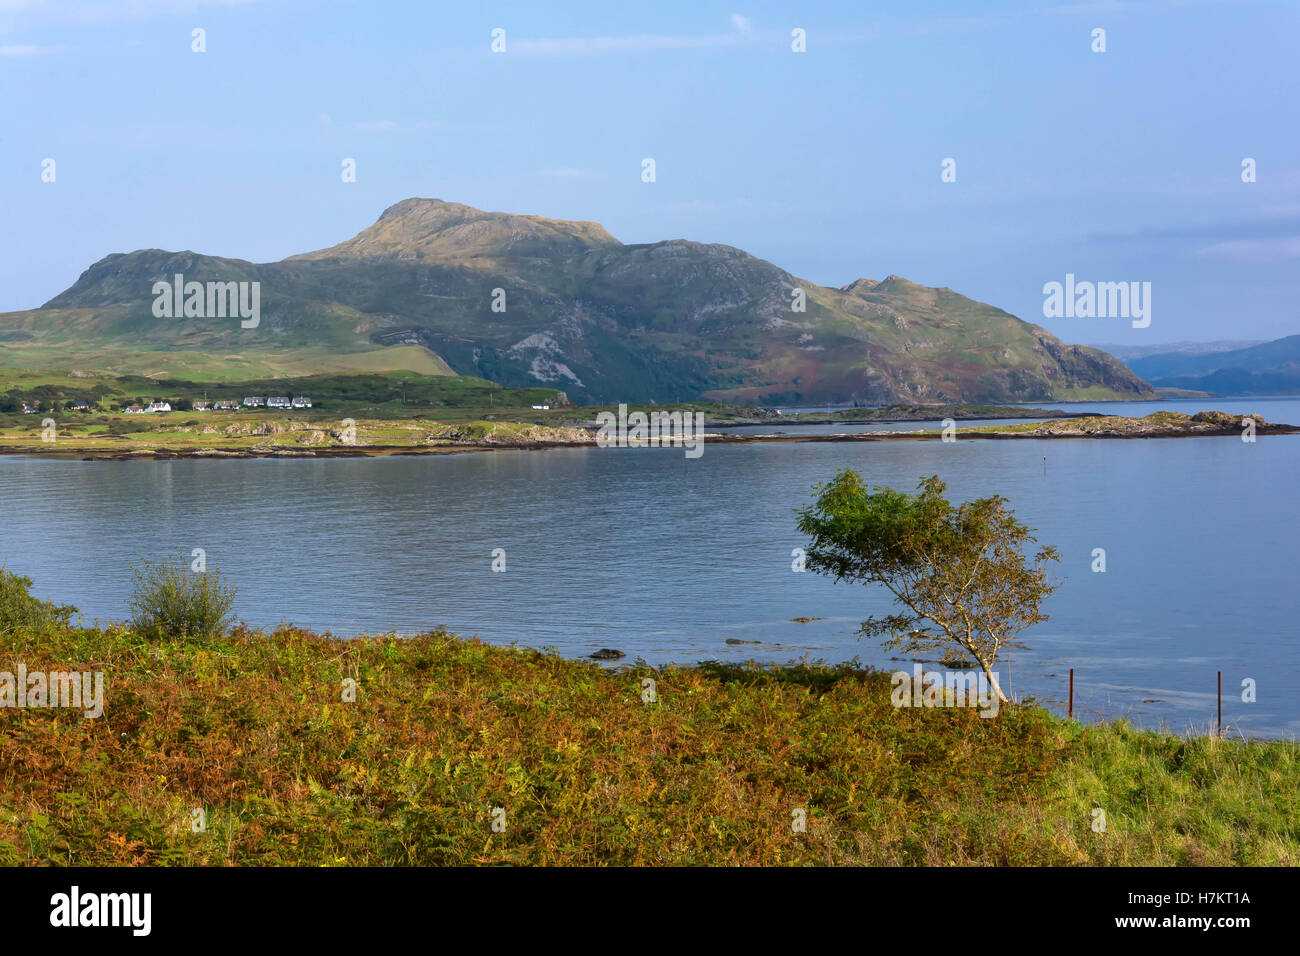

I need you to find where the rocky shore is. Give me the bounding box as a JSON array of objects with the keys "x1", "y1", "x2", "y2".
[{"x1": 0, "y1": 410, "x2": 1291, "y2": 460}]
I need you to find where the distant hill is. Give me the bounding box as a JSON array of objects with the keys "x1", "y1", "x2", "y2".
[
  {"x1": 1092, "y1": 340, "x2": 1265, "y2": 363},
  {"x1": 1125, "y1": 335, "x2": 1300, "y2": 395},
  {"x1": 0, "y1": 198, "x2": 1152, "y2": 405}
]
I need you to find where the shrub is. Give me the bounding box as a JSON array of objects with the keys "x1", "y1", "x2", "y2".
[
  {"x1": 128, "y1": 553, "x2": 236, "y2": 641},
  {"x1": 0, "y1": 568, "x2": 77, "y2": 632}
]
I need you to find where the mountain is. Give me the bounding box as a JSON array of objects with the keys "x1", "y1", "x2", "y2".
[
  {"x1": 1091, "y1": 340, "x2": 1266, "y2": 363},
  {"x1": 1125, "y1": 335, "x2": 1300, "y2": 395},
  {"x1": 0, "y1": 199, "x2": 1152, "y2": 405}
]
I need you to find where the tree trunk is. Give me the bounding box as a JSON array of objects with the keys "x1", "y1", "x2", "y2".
[{"x1": 979, "y1": 659, "x2": 1008, "y2": 703}]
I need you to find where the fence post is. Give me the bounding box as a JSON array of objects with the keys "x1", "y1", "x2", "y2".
[
  {"x1": 1217, "y1": 671, "x2": 1222, "y2": 738},
  {"x1": 1068, "y1": 668, "x2": 1074, "y2": 719}
]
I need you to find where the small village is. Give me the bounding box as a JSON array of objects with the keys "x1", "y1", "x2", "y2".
[{"x1": 18, "y1": 396, "x2": 313, "y2": 415}]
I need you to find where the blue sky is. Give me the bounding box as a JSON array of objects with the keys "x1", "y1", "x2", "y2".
[{"x1": 1, "y1": 0, "x2": 1297, "y2": 345}]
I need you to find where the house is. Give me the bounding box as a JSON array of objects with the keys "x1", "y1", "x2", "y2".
[
  {"x1": 125, "y1": 405, "x2": 145, "y2": 414},
  {"x1": 145, "y1": 401, "x2": 171, "y2": 413},
  {"x1": 192, "y1": 401, "x2": 212, "y2": 411},
  {"x1": 267, "y1": 396, "x2": 291, "y2": 409},
  {"x1": 73, "y1": 400, "x2": 91, "y2": 412},
  {"x1": 291, "y1": 396, "x2": 312, "y2": 409},
  {"x1": 243, "y1": 397, "x2": 266, "y2": 407},
  {"x1": 213, "y1": 400, "x2": 239, "y2": 411},
  {"x1": 531, "y1": 404, "x2": 551, "y2": 410},
  {"x1": 20, "y1": 403, "x2": 37, "y2": 414}
]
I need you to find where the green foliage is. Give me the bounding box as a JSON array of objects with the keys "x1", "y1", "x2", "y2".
[
  {"x1": 101, "y1": 416, "x2": 154, "y2": 434},
  {"x1": 0, "y1": 568, "x2": 77, "y2": 633},
  {"x1": 797, "y1": 471, "x2": 1060, "y2": 699},
  {"x1": 0, "y1": 369, "x2": 567, "y2": 420},
  {"x1": 128, "y1": 553, "x2": 236, "y2": 642},
  {"x1": 0, "y1": 624, "x2": 1294, "y2": 866}
]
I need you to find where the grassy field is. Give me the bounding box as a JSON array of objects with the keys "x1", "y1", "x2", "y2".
[
  {"x1": 0, "y1": 368, "x2": 565, "y2": 417},
  {"x1": 0, "y1": 412, "x2": 591, "y2": 457},
  {"x1": 0, "y1": 623, "x2": 1295, "y2": 866},
  {"x1": 0, "y1": 368, "x2": 589, "y2": 454}
]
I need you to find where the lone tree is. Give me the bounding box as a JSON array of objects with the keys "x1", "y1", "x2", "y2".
[{"x1": 796, "y1": 471, "x2": 1059, "y2": 703}]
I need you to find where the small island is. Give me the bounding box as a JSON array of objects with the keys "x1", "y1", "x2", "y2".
[{"x1": 0, "y1": 405, "x2": 1290, "y2": 460}]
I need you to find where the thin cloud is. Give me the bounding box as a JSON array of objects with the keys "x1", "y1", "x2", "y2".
[
  {"x1": 0, "y1": 42, "x2": 69, "y2": 54},
  {"x1": 508, "y1": 14, "x2": 788, "y2": 56},
  {"x1": 1091, "y1": 211, "x2": 1300, "y2": 244},
  {"x1": 1042, "y1": 1, "x2": 1134, "y2": 14},
  {"x1": 537, "y1": 167, "x2": 603, "y2": 181},
  {"x1": 351, "y1": 119, "x2": 451, "y2": 134},
  {"x1": 0, "y1": 0, "x2": 260, "y2": 30},
  {"x1": 1194, "y1": 237, "x2": 1300, "y2": 264},
  {"x1": 511, "y1": 32, "x2": 758, "y2": 56}
]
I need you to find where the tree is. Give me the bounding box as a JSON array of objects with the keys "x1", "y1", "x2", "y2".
[{"x1": 796, "y1": 471, "x2": 1059, "y2": 703}]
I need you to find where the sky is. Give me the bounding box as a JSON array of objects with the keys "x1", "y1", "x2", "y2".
[{"x1": 1, "y1": 0, "x2": 1297, "y2": 346}]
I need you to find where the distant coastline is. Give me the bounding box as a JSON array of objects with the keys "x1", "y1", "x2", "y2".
[{"x1": 0, "y1": 409, "x2": 1292, "y2": 461}]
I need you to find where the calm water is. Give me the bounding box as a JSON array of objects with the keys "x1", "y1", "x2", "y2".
[{"x1": 2, "y1": 400, "x2": 1298, "y2": 738}]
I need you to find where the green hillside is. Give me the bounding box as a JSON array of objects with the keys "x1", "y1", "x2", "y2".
[{"x1": 0, "y1": 199, "x2": 1152, "y2": 405}]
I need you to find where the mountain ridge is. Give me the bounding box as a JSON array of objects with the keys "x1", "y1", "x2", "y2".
[
  {"x1": 2, "y1": 198, "x2": 1152, "y2": 405},
  {"x1": 1128, "y1": 334, "x2": 1300, "y2": 395}
]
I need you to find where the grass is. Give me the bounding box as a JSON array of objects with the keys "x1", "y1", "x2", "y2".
[
  {"x1": 0, "y1": 412, "x2": 591, "y2": 456},
  {"x1": 6, "y1": 404, "x2": 1294, "y2": 460},
  {"x1": 2, "y1": 408, "x2": 1291, "y2": 458},
  {"x1": 0, "y1": 368, "x2": 565, "y2": 420},
  {"x1": 968, "y1": 410, "x2": 1287, "y2": 436},
  {"x1": 0, "y1": 623, "x2": 1294, "y2": 866}
]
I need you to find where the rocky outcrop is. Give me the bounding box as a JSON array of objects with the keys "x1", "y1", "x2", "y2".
[{"x1": 968, "y1": 410, "x2": 1294, "y2": 438}]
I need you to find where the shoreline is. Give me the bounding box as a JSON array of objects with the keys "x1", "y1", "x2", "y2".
[{"x1": 1, "y1": 420, "x2": 1295, "y2": 461}]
